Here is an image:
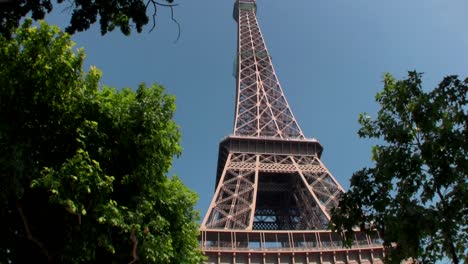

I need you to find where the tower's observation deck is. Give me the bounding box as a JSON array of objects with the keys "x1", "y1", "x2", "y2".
[{"x1": 200, "y1": 1, "x2": 385, "y2": 263}]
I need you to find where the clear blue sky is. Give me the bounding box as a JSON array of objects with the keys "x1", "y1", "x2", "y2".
[{"x1": 45, "y1": 0, "x2": 468, "y2": 215}]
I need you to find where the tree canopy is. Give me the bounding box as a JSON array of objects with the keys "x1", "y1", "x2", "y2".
[
  {"x1": 0, "y1": 0, "x2": 177, "y2": 37},
  {"x1": 0, "y1": 20, "x2": 203, "y2": 263},
  {"x1": 331, "y1": 72, "x2": 467, "y2": 263}
]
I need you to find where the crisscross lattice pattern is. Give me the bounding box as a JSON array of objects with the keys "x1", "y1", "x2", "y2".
[
  {"x1": 234, "y1": 1, "x2": 304, "y2": 139},
  {"x1": 200, "y1": 0, "x2": 385, "y2": 262},
  {"x1": 201, "y1": 153, "x2": 344, "y2": 230}
]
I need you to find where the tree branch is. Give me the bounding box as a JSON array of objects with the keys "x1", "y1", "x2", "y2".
[
  {"x1": 60, "y1": 0, "x2": 75, "y2": 14},
  {"x1": 146, "y1": 0, "x2": 181, "y2": 42},
  {"x1": 168, "y1": 3, "x2": 181, "y2": 43},
  {"x1": 435, "y1": 188, "x2": 460, "y2": 264},
  {"x1": 16, "y1": 201, "x2": 50, "y2": 259},
  {"x1": 128, "y1": 231, "x2": 138, "y2": 264}
]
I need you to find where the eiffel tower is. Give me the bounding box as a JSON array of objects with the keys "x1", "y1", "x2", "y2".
[{"x1": 200, "y1": 1, "x2": 385, "y2": 263}]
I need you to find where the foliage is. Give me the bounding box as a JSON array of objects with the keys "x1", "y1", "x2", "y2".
[
  {"x1": 0, "y1": 20, "x2": 203, "y2": 263},
  {"x1": 331, "y1": 72, "x2": 467, "y2": 264},
  {"x1": 0, "y1": 0, "x2": 176, "y2": 38}
]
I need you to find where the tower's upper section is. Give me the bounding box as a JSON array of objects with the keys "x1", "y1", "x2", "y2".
[
  {"x1": 233, "y1": 0, "x2": 256, "y2": 22},
  {"x1": 232, "y1": 0, "x2": 305, "y2": 140}
]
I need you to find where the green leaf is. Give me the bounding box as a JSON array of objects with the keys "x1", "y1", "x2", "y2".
[
  {"x1": 331, "y1": 72, "x2": 467, "y2": 264},
  {"x1": 0, "y1": 20, "x2": 202, "y2": 264}
]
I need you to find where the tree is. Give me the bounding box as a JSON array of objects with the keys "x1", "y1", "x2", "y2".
[
  {"x1": 0, "y1": 20, "x2": 203, "y2": 263},
  {"x1": 331, "y1": 72, "x2": 467, "y2": 264},
  {"x1": 0, "y1": 0, "x2": 178, "y2": 38}
]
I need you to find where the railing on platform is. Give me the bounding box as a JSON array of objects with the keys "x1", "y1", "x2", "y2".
[{"x1": 200, "y1": 229, "x2": 384, "y2": 253}]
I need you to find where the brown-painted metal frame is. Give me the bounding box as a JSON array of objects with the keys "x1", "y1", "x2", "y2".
[
  {"x1": 200, "y1": 0, "x2": 385, "y2": 262},
  {"x1": 201, "y1": 151, "x2": 345, "y2": 230},
  {"x1": 200, "y1": 229, "x2": 385, "y2": 264},
  {"x1": 233, "y1": 0, "x2": 304, "y2": 139}
]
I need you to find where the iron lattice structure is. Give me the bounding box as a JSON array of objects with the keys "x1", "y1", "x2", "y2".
[{"x1": 200, "y1": 1, "x2": 385, "y2": 263}]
